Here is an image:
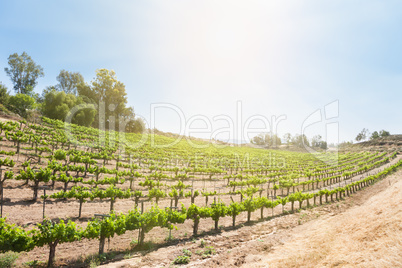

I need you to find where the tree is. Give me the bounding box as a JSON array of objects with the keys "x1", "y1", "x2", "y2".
[
  {"x1": 125, "y1": 117, "x2": 146, "y2": 133},
  {"x1": 56, "y1": 70, "x2": 84, "y2": 95},
  {"x1": 379, "y1": 130, "x2": 390, "y2": 138},
  {"x1": 41, "y1": 90, "x2": 96, "y2": 127},
  {"x1": 292, "y1": 134, "x2": 310, "y2": 148},
  {"x1": 0, "y1": 82, "x2": 10, "y2": 107},
  {"x1": 370, "y1": 131, "x2": 379, "y2": 140},
  {"x1": 250, "y1": 133, "x2": 281, "y2": 148},
  {"x1": 4, "y1": 52, "x2": 44, "y2": 95},
  {"x1": 369, "y1": 130, "x2": 390, "y2": 140},
  {"x1": 356, "y1": 128, "x2": 369, "y2": 142},
  {"x1": 7, "y1": 94, "x2": 36, "y2": 118},
  {"x1": 78, "y1": 69, "x2": 133, "y2": 129},
  {"x1": 312, "y1": 135, "x2": 328, "y2": 150},
  {"x1": 250, "y1": 133, "x2": 265, "y2": 145},
  {"x1": 311, "y1": 135, "x2": 322, "y2": 147},
  {"x1": 283, "y1": 133, "x2": 292, "y2": 146},
  {"x1": 37, "y1": 86, "x2": 57, "y2": 103}
]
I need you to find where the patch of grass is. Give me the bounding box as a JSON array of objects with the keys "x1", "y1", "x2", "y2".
[
  {"x1": 89, "y1": 258, "x2": 100, "y2": 268},
  {"x1": 23, "y1": 260, "x2": 45, "y2": 268},
  {"x1": 124, "y1": 252, "x2": 133, "y2": 259},
  {"x1": 0, "y1": 252, "x2": 19, "y2": 268},
  {"x1": 142, "y1": 241, "x2": 156, "y2": 251}
]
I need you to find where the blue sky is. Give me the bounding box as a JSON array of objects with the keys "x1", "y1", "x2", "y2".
[{"x1": 0, "y1": 0, "x2": 401, "y2": 144}]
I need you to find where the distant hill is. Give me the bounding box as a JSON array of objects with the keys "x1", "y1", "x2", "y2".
[{"x1": 352, "y1": 135, "x2": 402, "y2": 152}]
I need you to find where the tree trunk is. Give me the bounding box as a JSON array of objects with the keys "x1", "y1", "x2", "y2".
[
  {"x1": 33, "y1": 181, "x2": 39, "y2": 201},
  {"x1": 99, "y1": 236, "x2": 105, "y2": 255},
  {"x1": 64, "y1": 181, "x2": 68, "y2": 192},
  {"x1": 110, "y1": 198, "x2": 115, "y2": 212},
  {"x1": 78, "y1": 200, "x2": 83, "y2": 218},
  {"x1": 214, "y1": 219, "x2": 219, "y2": 231},
  {"x1": 193, "y1": 217, "x2": 200, "y2": 236},
  {"x1": 247, "y1": 210, "x2": 251, "y2": 223},
  {"x1": 47, "y1": 242, "x2": 57, "y2": 268},
  {"x1": 232, "y1": 215, "x2": 236, "y2": 227},
  {"x1": 139, "y1": 228, "x2": 145, "y2": 246}
]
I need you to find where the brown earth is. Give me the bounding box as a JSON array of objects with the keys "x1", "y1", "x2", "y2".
[{"x1": 99, "y1": 169, "x2": 402, "y2": 268}]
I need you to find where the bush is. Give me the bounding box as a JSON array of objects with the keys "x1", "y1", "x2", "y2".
[
  {"x1": 0, "y1": 252, "x2": 19, "y2": 268},
  {"x1": 7, "y1": 93, "x2": 36, "y2": 118}
]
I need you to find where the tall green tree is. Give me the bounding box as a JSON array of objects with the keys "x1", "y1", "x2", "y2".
[
  {"x1": 78, "y1": 69, "x2": 133, "y2": 129},
  {"x1": 0, "y1": 82, "x2": 10, "y2": 107},
  {"x1": 4, "y1": 52, "x2": 44, "y2": 95},
  {"x1": 56, "y1": 70, "x2": 84, "y2": 95}
]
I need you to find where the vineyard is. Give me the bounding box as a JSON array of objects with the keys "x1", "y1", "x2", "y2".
[{"x1": 0, "y1": 117, "x2": 400, "y2": 267}]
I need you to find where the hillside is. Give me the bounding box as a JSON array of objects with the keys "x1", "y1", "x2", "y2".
[
  {"x1": 352, "y1": 135, "x2": 402, "y2": 152},
  {"x1": 101, "y1": 168, "x2": 402, "y2": 268},
  {"x1": 0, "y1": 116, "x2": 400, "y2": 267}
]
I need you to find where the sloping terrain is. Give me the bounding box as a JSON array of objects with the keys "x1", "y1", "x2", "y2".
[
  {"x1": 101, "y1": 169, "x2": 402, "y2": 268},
  {"x1": 352, "y1": 135, "x2": 402, "y2": 153}
]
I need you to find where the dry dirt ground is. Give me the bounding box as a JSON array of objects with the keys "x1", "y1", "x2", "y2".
[{"x1": 99, "y1": 169, "x2": 402, "y2": 268}]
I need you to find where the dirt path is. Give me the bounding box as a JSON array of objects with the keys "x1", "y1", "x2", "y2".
[{"x1": 100, "y1": 169, "x2": 402, "y2": 268}]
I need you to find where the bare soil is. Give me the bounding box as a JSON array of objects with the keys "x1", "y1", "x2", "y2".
[{"x1": 98, "y1": 169, "x2": 402, "y2": 268}]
